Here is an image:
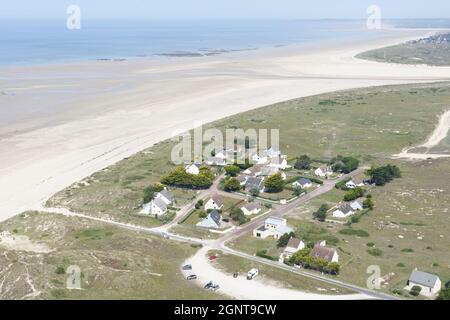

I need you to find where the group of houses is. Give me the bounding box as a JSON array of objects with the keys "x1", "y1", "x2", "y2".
[
  {"x1": 140, "y1": 189, "x2": 175, "y2": 217},
  {"x1": 196, "y1": 194, "x2": 264, "y2": 229},
  {"x1": 237, "y1": 146, "x2": 291, "y2": 194}
]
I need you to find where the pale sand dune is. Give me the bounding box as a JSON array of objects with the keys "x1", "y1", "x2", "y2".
[
  {"x1": 0, "y1": 28, "x2": 450, "y2": 221},
  {"x1": 393, "y1": 109, "x2": 450, "y2": 160}
]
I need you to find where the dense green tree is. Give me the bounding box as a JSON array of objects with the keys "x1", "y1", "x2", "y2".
[
  {"x1": 224, "y1": 177, "x2": 241, "y2": 191},
  {"x1": 294, "y1": 155, "x2": 312, "y2": 170},
  {"x1": 332, "y1": 156, "x2": 359, "y2": 173},
  {"x1": 277, "y1": 232, "x2": 296, "y2": 248},
  {"x1": 437, "y1": 287, "x2": 450, "y2": 300},
  {"x1": 367, "y1": 165, "x2": 401, "y2": 186},
  {"x1": 363, "y1": 198, "x2": 374, "y2": 210},
  {"x1": 143, "y1": 184, "x2": 164, "y2": 203},
  {"x1": 250, "y1": 188, "x2": 260, "y2": 197},
  {"x1": 313, "y1": 204, "x2": 329, "y2": 222},
  {"x1": 161, "y1": 166, "x2": 214, "y2": 189},
  {"x1": 229, "y1": 207, "x2": 249, "y2": 225},
  {"x1": 343, "y1": 187, "x2": 365, "y2": 201},
  {"x1": 264, "y1": 173, "x2": 285, "y2": 193},
  {"x1": 224, "y1": 165, "x2": 240, "y2": 177}
]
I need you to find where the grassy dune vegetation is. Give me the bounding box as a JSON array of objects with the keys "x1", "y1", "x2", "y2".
[
  {"x1": 356, "y1": 41, "x2": 450, "y2": 66},
  {"x1": 0, "y1": 211, "x2": 222, "y2": 300}
]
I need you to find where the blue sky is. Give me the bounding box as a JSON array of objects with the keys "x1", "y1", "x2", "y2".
[{"x1": 2, "y1": 0, "x2": 450, "y2": 19}]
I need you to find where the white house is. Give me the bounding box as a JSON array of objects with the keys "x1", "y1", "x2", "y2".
[
  {"x1": 332, "y1": 203, "x2": 355, "y2": 218},
  {"x1": 140, "y1": 197, "x2": 167, "y2": 217},
  {"x1": 314, "y1": 166, "x2": 333, "y2": 178},
  {"x1": 204, "y1": 195, "x2": 224, "y2": 211},
  {"x1": 283, "y1": 238, "x2": 305, "y2": 258},
  {"x1": 350, "y1": 199, "x2": 364, "y2": 211},
  {"x1": 155, "y1": 189, "x2": 175, "y2": 206},
  {"x1": 251, "y1": 153, "x2": 269, "y2": 165},
  {"x1": 243, "y1": 165, "x2": 263, "y2": 177},
  {"x1": 293, "y1": 178, "x2": 313, "y2": 189},
  {"x1": 253, "y1": 217, "x2": 293, "y2": 239},
  {"x1": 345, "y1": 178, "x2": 365, "y2": 189},
  {"x1": 268, "y1": 156, "x2": 289, "y2": 170},
  {"x1": 310, "y1": 242, "x2": 339, "y2": 263},
  {"x1": 185, "y1": 163, "x2": 200, "y2": 175},
  {"x1": 405, "y1": 269, "x2": 442, "y2": 297},
  {"x1": 196, "y1": 210, "x2": 222, "y2": 229},
  {"x1": 241, "y1": 203, "x2": 262, "y2": 216}
]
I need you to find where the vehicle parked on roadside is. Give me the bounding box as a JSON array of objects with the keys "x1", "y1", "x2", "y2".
[
  {"x1": 209, "y1": 255, "x2": 217, "y2": 261},
  {"x1": 233, "y1": 272, "x2": 239, "y2": 278},
  {"x1": 247, "y1": 268, "x2": 259, "y2": 280},
  {"x1": 182, "y1": 264, "x2": 192, "y2": 270},
  {"x1": 204, "y1": 281, "x2": 213, "y2": 289},
  {"x1": 187, "y1": 274, "x2": 197, "y2": 280}
]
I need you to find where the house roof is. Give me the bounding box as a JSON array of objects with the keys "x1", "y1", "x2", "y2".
[
  {"x1": 277, "y1": 225, "x2": 294, "y2": 235},
  {"x1": 245, "y1": 176, "x2": 264, "y2": 190},
  {"x1": 159, "y1": 189, "x2": 174, "y2": 202},
  {"x1": 208, "y1": 210, "x2": 222, "y2": 226},
  {"x1": 153, "y1": 198, "x2": 167, "y2": 211},
  {"x1": 242, "y1": 203, "x2": 261, "y2": 211},
  {"x1": 296, "y1": 178, "x2": 312, "y2": 186},
  {"x1": 337, "y1": 203, "x2": 354, "y2": 214},
  {"x1": 246, "y1": 165, "x2": 263, "y2": 175},
  {"x1": 286, "y1": 238, "x2": 302, "y2": 249},
  {"x1": 409, "y1": 270, "x2": 440, "y2": 288},
  {"x1": 318, "y1": 166, "x2": 332, "y2": 172},
  {"x1": 238, "y1": 175, "x2": 248, "y2": 183},
  {"x1": 311, "y1": 244, "x2": 337, "y2": 262},
  {"x1": 265, "y1": 216, "x2": 285, "y2": 226},
  {"x1": 210, "y1": 195, "x2": 223, "y2": 207},
  {"x1": 261, "y1": 166, "x2": 279, "y2": 176}
]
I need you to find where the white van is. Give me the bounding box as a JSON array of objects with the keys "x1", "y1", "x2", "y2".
[{"x1": 247, "y1": 268, "x2": 259, "y2": 280}]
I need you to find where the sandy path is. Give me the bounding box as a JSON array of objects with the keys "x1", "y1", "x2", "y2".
[
  {"x1": 182, "y1": 247, "x2": 369, "y2": 300},
  {"x1": 1, "y1": 28, "x2": 450, "y2": 222},
  {"x1": 393, "y1": 109, "x2": 450, "y2": 160}
]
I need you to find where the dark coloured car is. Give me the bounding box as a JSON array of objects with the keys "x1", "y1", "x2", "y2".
[
  {"x1": 182, "y1": 264, "x2": 192, "y2": 270},
  {"x1": 187, "y1": 274, "x2": 197, "y2": 280}
]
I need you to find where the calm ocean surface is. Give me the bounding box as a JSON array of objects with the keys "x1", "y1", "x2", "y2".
[
  {"x1": 0, "y1": 19, "x2": 394, "y2": 66},
  {"x1": 1, "y1": 19, "x2": 449, "y2": 66}
]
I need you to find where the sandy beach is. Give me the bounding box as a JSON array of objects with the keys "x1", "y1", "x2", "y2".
[{"x1": 1, "y1": 28, "x2": 450, "y2": 222}]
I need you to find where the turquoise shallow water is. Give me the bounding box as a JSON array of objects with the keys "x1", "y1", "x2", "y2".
[{"x1": 0, "y1": 19, "x2": 400, "y2": 66}]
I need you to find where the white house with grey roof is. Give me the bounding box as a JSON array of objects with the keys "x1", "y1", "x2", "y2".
[
  {"x1": 140, "y1": 197, "x2": 167, "y2": 217},
  {"x1": 241, "y1": 203, "x2": 262, "y2": 216},
  {"x1": 156, "y1": 189, "x2": 175, "y2": 206},
  {"x1": 204, "y1": 195, "x2": 224, "y2": 211},
  {"x1": 253, "y1": 217, "x2": 293, "y2": 239},
  {"x1": 244, "y1": 176, "x2": 265, "y2": 193},
  {"x1": 405, "y1": 269, "x2": 442, "y2": 297},
  {"x1": 293, "y1": 178, "x2": 313, "y2": 189},
  {"x1": 196, "y1": 210, "x2": 222, "y2": 229}
]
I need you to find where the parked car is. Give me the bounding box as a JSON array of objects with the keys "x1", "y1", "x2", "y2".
[
  {"x1": 204, "y1": 281, "x2": 213, "y2": 289},
  {"x1": 210, "y1": 284, "x2": 220, "y2": 291},
  {"x1": 182, "y1": 264, "x2": 192, "y2": 271},
  {"x1": 186, "y1": 274, "x2": 197, "y2": 280},
  {"x1": 247, "y1": 268, "x2": 259, "y2": 280},
  {"x1": 233, "y1": 272, "x2": 239, "y2": 278},
  {"x1": 209, "y1": 255, "x2": 217, "y2": 261}
]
